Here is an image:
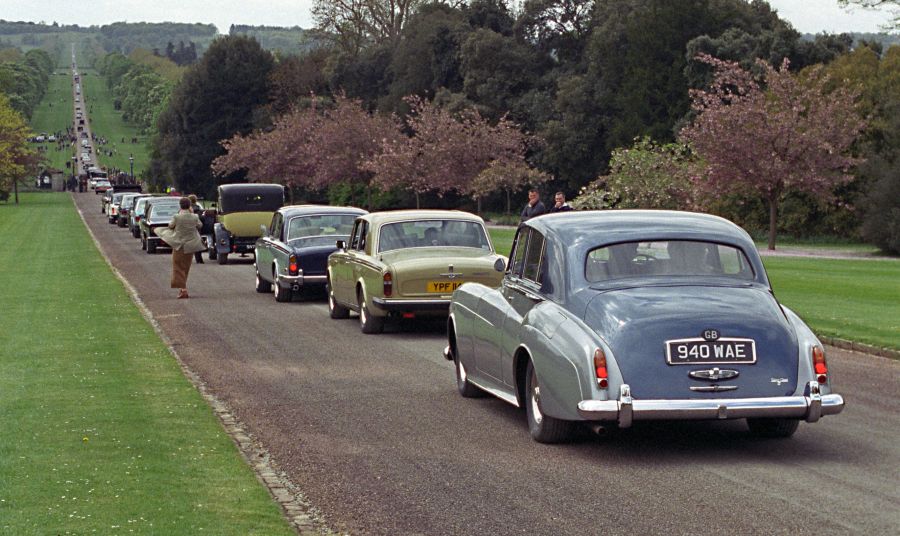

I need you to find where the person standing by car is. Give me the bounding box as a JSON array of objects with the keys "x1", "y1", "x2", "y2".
[
  {"x1": 188, "y1": 194, "x2": 205, "y2": 264},
  {"x1": 550, "y1": 191, "x2": 573, "y2": 213},
  {"x1": 520, "y1": 189, "x2": 546, "y2": 223},
  {"x1": 157, "y1": 197, "x2": 204, "y2": 299}
]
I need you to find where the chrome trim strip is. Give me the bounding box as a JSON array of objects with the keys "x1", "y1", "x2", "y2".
[
  {"x1": 372, "y1": 297, "x2": 451, "y2": 309},
  {"x1": 689, "y1": 385, "x2": 739, "y2": 392},
  {"x1": 468, "y1": 377, "x2": 520, "y2": 407}
]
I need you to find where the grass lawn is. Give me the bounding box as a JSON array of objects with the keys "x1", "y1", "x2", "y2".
[
  {"x1": 764, "y1": 257, "x2": 899, "y2": 351},
  {"x1": 80, "y1": 71, "x2": 151, "y2": 178},
  {"x1": 0, "y1": 193, "x2": 294, "y2": 535},
  {"x1": 487, "y1": 228, "x2": 899, "y2": 351},
  {"x1": 28, "y1": 71, "x2": 76, "y2": 173}
]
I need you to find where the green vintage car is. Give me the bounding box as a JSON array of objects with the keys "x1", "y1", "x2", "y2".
[{"x1": 327, "y1": 210, "x2": 507, "y2": 334}]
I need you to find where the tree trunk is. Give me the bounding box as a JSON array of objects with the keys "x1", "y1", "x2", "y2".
[
  {"x1": 506, "y1": 190, "x2": 511, "y2": 215},
  {"x1": 768, "y1": 196, "x2": 778, "y2": 251},
  {"x1": 415, "y1": 192, "x2": 420, "y2": 209},
  {"x1": 476, "y1": 196, "x2": 481, "y2": 216},
  {"x1": 14, "y1": 177, "x2": 19, "y2": 204}
]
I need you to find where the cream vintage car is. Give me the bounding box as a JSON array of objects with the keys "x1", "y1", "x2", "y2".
[{"x1": 326, "y1": 210, "x2": 506, "y2": 333}]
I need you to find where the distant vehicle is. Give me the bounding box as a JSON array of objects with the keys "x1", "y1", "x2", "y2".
[
  {"x1": 93, "y1": 180, "x2": 111, "y2": 194},
  {"x1": 129, "y1": 195, "x2": 162, "y2": 238},
  {"x1": 140, "y1": 198, "x2": 182, "y2": 253},
  {"x1": 34, "y1": 135, "x2": 45, "y2": 142},
  {"x1": 211, "y1": 183, "x2": 285, "y2": 265},
  {"x1": 254, "y1": 205, "x2": 366, "y2": 302},
  {"x1": 48, "y1": 135, "x2": 57, "y2": 142},
  {"x1": 88, "y1": 168, "x2": 107, "y2": 180}
]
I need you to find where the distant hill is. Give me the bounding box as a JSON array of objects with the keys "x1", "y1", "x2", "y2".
[{"x1": 228, "y1": 24, "x2": 322, "y2": 55}]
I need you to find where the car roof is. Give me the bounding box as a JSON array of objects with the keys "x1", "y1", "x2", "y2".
[
  {"x1": 361, "y1": 209, "x2": 484, "y2": 226},
  {"x1": 278, "y1": 205, "x2": 367, "y2": 218},
  {"x1": 526, "y1": 210, "x2": 756, "y2": 250}
]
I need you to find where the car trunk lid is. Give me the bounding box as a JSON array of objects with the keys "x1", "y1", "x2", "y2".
[
  {"x1": 380, "y1": 248, "x2": 501, "y2": 298},
  {"x1": 584, "y1": 284, "x2": 799, "y2": 399}
]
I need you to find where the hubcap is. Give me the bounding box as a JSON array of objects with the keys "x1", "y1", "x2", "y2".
[
  {"x1": 530, "y1": 383, "x2": 543, "y2": 424},
  {"x1": 458, "y1": 360, "x2": 467, "y2": 383},
  {"x1": 360, "y1": 302, "x2": 367, "y2": 325}
]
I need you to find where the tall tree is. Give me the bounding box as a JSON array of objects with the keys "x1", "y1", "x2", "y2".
[
  {"x1": 680, "y1": 54, "x2": 865, "y2": 250},
  {"x1": 0, "y1": 94, "x2": 41, "y2": 204},
  {"x1": 313, "y1": 0, "x2": 434, "y2": 56},
  {"x1": 152, "y1": 35, "x2": 274, "y2": 196}
]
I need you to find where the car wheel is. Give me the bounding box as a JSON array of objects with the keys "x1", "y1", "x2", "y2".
[
  {"x1": 746, "y1": 418, "x2": 799, "y2": 438},
  {"x1": 141, "y1": 234, "x2": 147, "y2": 250},
  {"x1": 208, "y1": 247, "x2": 217, "y2": 261},
  {"x1": 216, "y1": 253, "x2": 228, "y2": 265},
  {"x1": 274, "y1": 280, "x2": 293, "y2": 302},
  {"x1": 358, "y1": 290, "x2": 383, "y2": 334},
  {"x1": 327, "y1": 281, "x2": 349, "y2": 319},
  {"x1": 525, "y1": 361, "x2": 574, "y2": 443},
  {"x1": 131, "y1": 227, "x2": 140, "y2": 239},
  {"x1": 451, "y1": 344, "x2": 483, "y2": 398},
  {"x1": 255, "y1": 268, "x2": 272, "y2": 293},
  {"x1": 147, "y1": 239, "x2": 156, "y2": 254}
]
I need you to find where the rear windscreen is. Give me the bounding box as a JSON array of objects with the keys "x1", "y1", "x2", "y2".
[{"x1": 585, "y1": 240, "x2": 754, "y2": 282}]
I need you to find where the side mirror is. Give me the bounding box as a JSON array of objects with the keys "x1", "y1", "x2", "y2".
[
  {"x1": 336, "y1": 240, "x2": 346, "y2": 250},
  {"x1": 260, "y1": 224, "x2": 268, "y2": 236},
  {"x1": 494, "y1": 257, "x2": 506, "y2": 272}
]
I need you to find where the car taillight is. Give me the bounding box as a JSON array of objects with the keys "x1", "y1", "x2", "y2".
[
  {"x1": 289, "y1": 255, "x2": 298, "y2": 276},
  {"x1": 594, "y1": 348, "x2": 608, "y2": 389},
  {"x1": 812, "y1": 346, "x2": 828, "y2": 384},
  {"x1": 383, "y1": 272, "x2": 393, "y2": 297}
]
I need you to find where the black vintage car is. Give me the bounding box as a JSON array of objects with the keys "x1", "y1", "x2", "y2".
[
  {"x1": 211, "y1": 183, "x2": 285, "y2": 265},
  {"x1": 140, "y1": 198, "x2": 181, "y2": 253}
]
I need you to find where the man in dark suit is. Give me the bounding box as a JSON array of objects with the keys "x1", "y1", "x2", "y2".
[{"x1": 520, "y1": 189, "x2": 547, "y2": 222}]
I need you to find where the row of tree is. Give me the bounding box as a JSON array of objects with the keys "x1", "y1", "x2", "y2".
[
  {"x1": 96, "y1": 51, "x2": 181, "y2": 134},
  {"x1": 118, "y1": 1, "x2": 898, "y2": 251},
  {"x1": 0, "y1": 48, "x2": 53, "y2": 120}
]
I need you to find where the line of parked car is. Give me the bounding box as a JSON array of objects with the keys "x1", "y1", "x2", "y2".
[{"x1": 95, "y1": 183, "x2": 845, "y2": 444}]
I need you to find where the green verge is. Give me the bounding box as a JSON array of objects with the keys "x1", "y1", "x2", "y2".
[
  {"x1": 80, "y1": 71, "x2": 150, "y2": 178},
  {"x1": 763, "y1": 256, "x2": 899, "y2": 351},
  {"x1": 28, "y1": 71, "x2": 76, "y2": 173},
  {"x1": 487, "y1": 228, "x2": 899, "y2": 351},
  {"x1": 0, "y1": 193, "x2": 294, "y2": 535}
]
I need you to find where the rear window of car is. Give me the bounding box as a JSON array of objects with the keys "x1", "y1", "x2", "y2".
[
  {"x1": 377, "y1": 219, "x2": 490, "y2": 253},
  {"x1": 585, "y1": 240, "x2": 754, "y2": 282},
  {"x1": 287, "y1": 214, "x2": 357, "y2": 241},
  {"x1": 151, "y1": 206, "x2": 179, "y2": 218}
]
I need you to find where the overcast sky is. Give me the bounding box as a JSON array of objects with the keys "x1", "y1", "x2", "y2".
[{"x1": 0, "y1": 0, "x2": 896, "y2": 35}]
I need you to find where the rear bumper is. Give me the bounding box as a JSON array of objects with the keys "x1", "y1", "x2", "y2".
[
  {"x1": 577, "y1": 382, "x2": 844, "y2": 428},
  {"x1": 372, "y1": 297, "x2": 451, "y2": 312},
  {"x1": 277, "y1": 271, "x2": 327, "y2": 289}
]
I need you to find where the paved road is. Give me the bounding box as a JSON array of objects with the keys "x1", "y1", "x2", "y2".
[{"x1": 71, "y1": 192, "x2": 900, "y2": 536}]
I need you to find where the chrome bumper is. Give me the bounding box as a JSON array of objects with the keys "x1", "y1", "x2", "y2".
[
  {"x1": 577, "y1": 382, "x2": 844, "y2": 428},
  {"x1": 372, "y1": 297, "x2": 451, "y2": 312},
  {"x1": 277, "y1": 271, "x2": 327, "y2": 288}
]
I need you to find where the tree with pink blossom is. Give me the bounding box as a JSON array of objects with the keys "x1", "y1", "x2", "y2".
[
  {"x1": 213, "y1": 94, "x2": 400, "y2": 207},
  {"x1": 680, "y1": 54, "x2": 865, "y2": 250},
  {"x1": 366, "y1": 96, "x2": 540, "y2": 206}
]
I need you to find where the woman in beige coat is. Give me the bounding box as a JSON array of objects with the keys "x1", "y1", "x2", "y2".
[{"x1": 157, "y1": 197, "x2": 205, "y2": 299}]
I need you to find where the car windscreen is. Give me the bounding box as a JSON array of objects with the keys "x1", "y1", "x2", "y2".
[
  {"x1": 377, "y1": 219, "x2": 491, "y2": 253},
  {"x1": 287, "y1": 214, "x2": 357, "y2": 241},
  {"x1": 112, "y1": 194, "x2": 126, "y2": 203},
  {"x1": 585, "y1": 240, "x2": 755, "y2": 282}
]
